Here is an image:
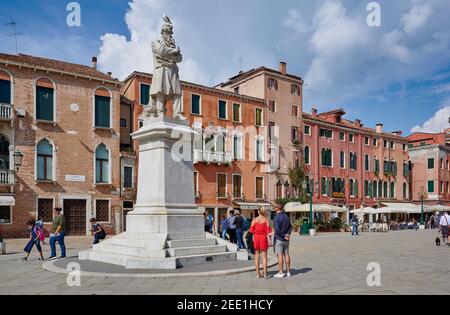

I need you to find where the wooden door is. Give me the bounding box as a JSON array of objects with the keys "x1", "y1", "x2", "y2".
[{"x1": 63, "y1": 199, "x2": 87, "y2": 236}]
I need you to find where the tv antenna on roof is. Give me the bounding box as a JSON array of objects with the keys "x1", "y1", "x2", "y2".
[{"x1": 4, "y1": 18, "x2": 23, "y2": 54}]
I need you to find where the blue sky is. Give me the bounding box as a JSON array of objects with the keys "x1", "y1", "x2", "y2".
[{"x1": 1, "y1": 0, "x2": 449, "y2": 135}]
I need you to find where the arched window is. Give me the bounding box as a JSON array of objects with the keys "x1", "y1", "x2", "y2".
[
  {"x1": 383, "y1": 181, "x2": 388, "y2": 198},
  {"x1": 390, "y1": 182, "x2": 395, "y2": 198},
  {"x1": 378, "y1": 181, "x2": 383, "y2": 198},
  {"x1": 36, "y1": 78, "x2": 55, "y2": 122},
  {"x1": 94, "y1": 87, "x2": 111, "y2": 128},
  {"x1": 0, "y1": 135, "x2": 10, "y2": 170},
  {"x1": 95, "y1": 144, "x2": 110, "y2": 184},
  {"x1": 321, "y1": 148, "x2": 332, "y2": 167},
  {"x1": 275, "y1": 181, "x2": 282, "y2": 199},
  {"x1": 349, "y1": 179, "x2": 354, "y2": 196},
  {"x1": 37, "y1": 139, "x2": 54, "y2": 180},
  {"x1": 0, "y1": 70, "x2": 12, "y2": 104},
  {"x1": 340, "y1": 151, "x2": 345, "y2": 168},
  {"x1": 304, "y1": 146, "x2": 310, "y2": 165},
  {"x1": 365, "y1": 155, "x2": 370, "y2": 171}
]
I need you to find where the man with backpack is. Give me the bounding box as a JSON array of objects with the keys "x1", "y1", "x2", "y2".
[
  {"x1": 234, "y1": 210, "x2": 247, "y2": 250},
  {"x1": 90, "y1": 218, "x2": 106, "y2": 245}
]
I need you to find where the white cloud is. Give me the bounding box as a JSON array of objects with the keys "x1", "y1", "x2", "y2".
[
  {"x1": 97, "y1": 0, "x2": 206, "y2": 82},
  {"x1": 283, "y1": 9, "x2": 308, "y2": 34},
  {"x1": 411, "y1": 105, "x2": 450, "y2": 133},
  {"x1": 402, "y1": 4, "x2": 433, "y2": 35}
]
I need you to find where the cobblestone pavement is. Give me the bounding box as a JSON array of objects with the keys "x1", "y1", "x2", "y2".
[{"x1": 0, "y1": 230, "x2": 449, "y2": 295}]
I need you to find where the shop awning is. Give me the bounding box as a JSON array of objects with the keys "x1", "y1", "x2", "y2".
[
  {"x1": 375, "y1": 202, "x2": 421, "y2": 214},
  {"x1": 285, "y1": 203, "x2": 348, "y2": 213},
  {"x1": 234, "y1": 202, "x2": 272, "y2": 210},
  {"x1": 0, "y1": 195, "x2": 15, "y2": 206}
]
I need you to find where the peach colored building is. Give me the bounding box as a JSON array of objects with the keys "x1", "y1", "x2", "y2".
[
  {"x1": 407, "y1": 130, "x2": 450, "y2": 206},
  {"x1": 302, "y1": 109, "x2": 410, "y2": 214},
  {"x1": 120, "y1": 72, "x2": 269, "y2": 233},
  {"x1": 217, "y1": 62, "x2": 303, "y2": 202},
  {"x1": 0, "y1": 53, "x2": 122, "y2": 238}
]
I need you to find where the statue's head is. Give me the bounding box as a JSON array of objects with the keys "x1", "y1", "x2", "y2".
[{"x1": 161, "y1": 15, "x2": 176, "y2": 48}]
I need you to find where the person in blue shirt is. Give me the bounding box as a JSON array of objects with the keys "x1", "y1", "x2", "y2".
[
  {"x1": 220, "y1": 214, "x2": 229, "y2": 240},
  {"x1": 90, "y1": 218, "x2": 106, "y2": 245},
  {"x1": 273, "y1": 204, "x2": 292, "y2": 278},
  {"x1": 22, "y1": 220, "x2": 44, "y2": 261}
]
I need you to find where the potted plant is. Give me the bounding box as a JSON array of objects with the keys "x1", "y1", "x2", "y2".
[{"x1": 0, "y1": 235, "x2": 5, "y2": 255}]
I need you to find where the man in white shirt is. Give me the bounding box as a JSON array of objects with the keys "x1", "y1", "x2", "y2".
[{"x1": 439, "y1": 212, "x2": 450, "y2": 245}]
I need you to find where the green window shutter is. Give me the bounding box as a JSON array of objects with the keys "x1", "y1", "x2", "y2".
[
  {"x1": 428, "y1": 181, "x2": 434, "y2": 193},
  {"x1": 140, "y1": 84, "x2": 150, "y2": 105},
  {"x1": 233, "y1": 104, "x2": 240, "y2": 121},
  {"x1": 192, "y1": 94, "x2": 200, "y2": 114},
  {"x1": 36, "y1": 87, "x2": 54, "y2": 121},
  {"x1": 256, "y1": 109, "x2": 262, "y2": 126},
  {"x1": 95, "y1": 96, "x2": 111, "y2": 128},
  {"x1": 218, "y1": 100, "x2": 227, "y2": 119},
  {"x1": 354, "y1": 180, "x2": 358, "y2": 197},
  {"x1": 0, "y1": 79, "x2": 11, "y2": 104},
  {"x1": 428, "y1": 158, "x2": 434, "y2": 169}
]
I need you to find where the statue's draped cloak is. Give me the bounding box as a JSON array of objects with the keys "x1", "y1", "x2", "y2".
[{"x1": 150, "y1": 40, "x2": 183, "y2": 97}]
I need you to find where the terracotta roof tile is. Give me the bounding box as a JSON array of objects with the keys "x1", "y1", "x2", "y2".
[{"x1": 0, "y1": 53, "x2": 118, "y2": 83}]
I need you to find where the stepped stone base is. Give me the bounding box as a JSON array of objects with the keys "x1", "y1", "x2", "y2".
[{"x1": 79, "y1": 232, "x2": 247, "y2": 270}]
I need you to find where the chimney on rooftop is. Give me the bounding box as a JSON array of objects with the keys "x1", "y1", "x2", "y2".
[
  {"x1": 392, "y1": 131, "x2": 403, "y2": 136},
  {"x1": 376, "y1": 123, "x2": 383, "y2": 134},
  {"x1": 279, "y1": 62, "x2": 287, "y2": 76},
  {"x1": 107, "y1": 72, "x2": 112, "y2": 77},
  {"x1": 355, "y1": 119, "x2": 362, "y2": 128},
  {"x1": 312, "y1": 108, "x2": 318, "y2": 117},
  {"x1": 92, "y1": 57, "x2": 98, "y2": 70}
]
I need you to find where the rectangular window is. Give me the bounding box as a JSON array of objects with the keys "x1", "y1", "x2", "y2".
[
  {"x1": 120, "y1": 118, "x2": 127, "y2": 128},
  {"x1": 384, "y1": 140, "x2": 388, "y2": 148},
  {"x1": 0, "y1": 206, "x2": 11, "y2": 224},
  {"x1": 232, "y1": 103, "x2": 241, "y2": 122},
  {"x1": 269, "y1": 121, "x2": 276, "y2": 140},
  {"x1": 256, "y1": 138, "x2": 264, "y2": 162},
  {"x1": 291, "y1": 127, "x2": 298, "y2": 142},
  {"x1": 440, "y1": 181, "x2": 444, "y2": 194},
  {"x1": 123, "y1": 166, "x2": 133, "y2": 189},
  {"x1": 268, "y1": 100, "x2": 276, "y2": 113},
  {"x1": 428, "y1": 158, "x2": 435, "y2": 169},
  {"x1": 373, "y1": 138, "x2": 378, "y2": 147},
  {"x1": 0, "y1": 79, "x2": 11, "y2": 104},
  {"x1": 403, "y1": 144, "x2": 407, "y2": 152},
  {"x1": 390, "y1": 141, "x2": 394, "y2": 149},
  {"x1": 365, "y1": 137, "x2": 369, "y2": 145},
  {"x1": 37, "y1": 198, "x2": 54, "y2": 223},
  {"x1": 36, "y1": 86, "x2": 54, "y2": 121},
  {"x1": 291, "y1": 84, "x2": 300, "y2": 95},
  {"x1": 96, "y1": 200, "x2": 110, "y2": 222},
  {"x1": 233, "y1": 135, "x2": 243, "y2": 160},
  {"x1": 349, "y1": 134, "x2": 354, "y2": 143},
  {"x1": 233, "y1": 174, "x2": 242, "y2": 198},
  {"x1": 428, "y1": 180, "x2": 435, "y2": 193},
  {"x1": 194, "y1": 171, "x2": 199, "y2": 196},
  {"x1": 140, "y1": 83, "x2": 150, "y2": 105},
  {"x1": 234, "y1": 86, "x2": 240, "y2": 94},
  {"x1": 217, "y1": 174, "x2": 227, "y2": 198},
  {"x1": 304, "y1": 125, "x2": 311, "y2": 136},
  {"x1": 256, "y1": 177, "x2": 264, "y2": 199},
  {"x1": 139, "y1": 119, "x2": 144, "y2": 129},
  {"x1": 218, "y1": 100, "x2": 227, "y2": 119},
  {"x1": 191, "y1": 94, "x2": 201, "y2": 115},
  {"x1": 339, "y1": 132, "x2": 345, "y2": 141},
  {"x1": 320, "y1": 129, "x2": 333, "y2": 139},
  {"x1": 267, "y1": 78, "x2": 278, "y2": 90},
  {"x1": 255, "y1": 108, "x2": 263, "y2": 127},
  {"x1": 95, "y1": 95, "x2": 111, "y2": 128},
  {"x1": 291, "y1": 104, "x2": 299, "y2": 117},
  {"x1": 37, "y1": 152, "x2": 53, "y2": 181}
]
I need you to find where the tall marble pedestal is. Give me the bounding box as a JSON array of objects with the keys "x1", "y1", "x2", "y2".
[{"x1": 80, "y1": 118, "x2": 244, "y2": 269}]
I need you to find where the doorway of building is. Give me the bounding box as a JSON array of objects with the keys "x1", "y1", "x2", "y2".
[{"x1": 63, "y1": 199, "x2": 87, "y2": 236}]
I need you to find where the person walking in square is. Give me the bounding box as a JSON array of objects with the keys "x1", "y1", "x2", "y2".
[
  {"x1": 234, "y1": 210, "x2": 247, "y2": 250},
  {"x1": 273, "y1": 204, "x2": 292, "y2": 278},
  {"x1": 220, "y1": 214, "x2": 229, "y2": 240},
  {"x1": 351, "y1": 215, "x2": 359, "y2": 236},
  {"x1": 49, "y1": 208, "x2": 66, "y2": 259},
  {"x1": 249, "y1": 207, "x2": 272, "y2": 279},
  {"x1": 438, "y1": 212, "x2": 450, "y2": 245},
  {"x1": 228, "y1": 211, "x2": 236, "y2": 244},
  {"x1": 22, "y1": 220, "x2": 45, "y2": 261}
]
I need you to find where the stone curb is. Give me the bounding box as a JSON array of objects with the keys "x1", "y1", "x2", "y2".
[{"x1": 42, "y1": 257, "x2": 278, "y2": 279}]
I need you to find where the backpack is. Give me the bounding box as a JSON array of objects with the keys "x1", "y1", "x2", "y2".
[
  {"x1": 243, "y1": 217, "x2": 250, "y2": 232},
  {"x1": 96, "y1": 224, "x2": 106, "y2": 239}
]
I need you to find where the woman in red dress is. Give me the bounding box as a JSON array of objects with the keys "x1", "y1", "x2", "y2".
[{"x1": 249, "y1": 207, "x2": 273, "y2": 279}]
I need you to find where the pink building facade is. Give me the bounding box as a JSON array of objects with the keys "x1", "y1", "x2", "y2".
[
  {"x1": 407, "y1": 130, "x2": 450, "y2": 206},
  {"x1": 303, "y1": 109, "x2": 410, "y2": 212}
]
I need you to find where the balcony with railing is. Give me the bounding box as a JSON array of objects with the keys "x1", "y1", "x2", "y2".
[
  {"x1": 0, "y1": 103, "x2": 13, "y2": 120},
  {"x1": 0, "y1": 170, "x2": 15, "y2": 185},
  {"x1": 194, "y1": 150, "x2": 232, "y2": 165}
]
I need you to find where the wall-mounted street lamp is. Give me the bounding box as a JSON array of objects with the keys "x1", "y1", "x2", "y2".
[{"x1": 13, "y1": 151, "x2": 23, "y2": 172}]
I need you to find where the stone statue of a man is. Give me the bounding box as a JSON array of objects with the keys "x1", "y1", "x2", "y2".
[{"x1": 148, "y1": 15, "x2": 186, "y2": 121}]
